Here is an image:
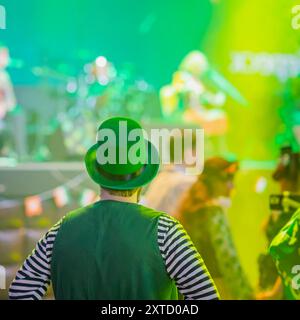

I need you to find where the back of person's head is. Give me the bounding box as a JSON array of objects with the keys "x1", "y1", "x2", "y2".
[
  {"x1": 201, "y1": 157, "x2": 238, "y2": 195},
  {"x1": 176, "y1": 157, "x2": 238, "y2": 216},
  {"x1": 101, "y1": 187, "x2": 141, "y2": 198}
]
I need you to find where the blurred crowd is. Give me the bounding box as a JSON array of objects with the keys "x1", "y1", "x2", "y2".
[{"x1": 143, "y1": 146, "x2": 300, "y2": 300}]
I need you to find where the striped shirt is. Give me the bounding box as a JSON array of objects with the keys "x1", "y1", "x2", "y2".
[{"x1": 9, "y1": 214, "x2": 219, "y2": 300}]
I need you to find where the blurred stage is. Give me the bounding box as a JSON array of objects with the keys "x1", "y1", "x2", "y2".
[{"x1": 0, "y1": 0, "x2": 299, "y2": 300}]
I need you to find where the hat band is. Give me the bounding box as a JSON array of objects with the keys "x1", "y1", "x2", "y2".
[{"x1": 96, "y1": 164, "x2": 147, "y2": 182}]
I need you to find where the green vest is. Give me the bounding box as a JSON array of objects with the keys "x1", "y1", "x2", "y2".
[{"x1": 51, "y1": 200, "x2": 178, "y2": 300}]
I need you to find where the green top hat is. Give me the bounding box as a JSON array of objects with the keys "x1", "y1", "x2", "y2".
[{"x1": 85, "y1": 117, "x2": 160, "y2": 190}]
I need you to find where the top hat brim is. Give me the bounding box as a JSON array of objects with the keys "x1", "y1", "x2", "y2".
[{"x1": 84, "y1": 140, "x2": 160, "y2": 190}]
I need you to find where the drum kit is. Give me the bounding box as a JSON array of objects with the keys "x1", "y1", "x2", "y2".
[{"x1": 8, "y1": 54, "x2": 161, "y2": 160}]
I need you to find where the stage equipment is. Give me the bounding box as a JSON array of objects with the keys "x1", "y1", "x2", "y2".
[{"x1": 269, "y1": 192, "x2": 300, "y2": 212}]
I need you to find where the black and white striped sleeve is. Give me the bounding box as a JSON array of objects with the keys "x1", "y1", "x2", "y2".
[
  {"x1": 158, "y1": 215, "x2": 220, "y2": 300},
  {"x1": 9, "y1": 220, "x2": 62, "y2": 300}
]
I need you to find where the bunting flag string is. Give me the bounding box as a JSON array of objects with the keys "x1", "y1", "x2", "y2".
[{"x1": 0, "y1": 173, "x2": 98, "y2": 216}]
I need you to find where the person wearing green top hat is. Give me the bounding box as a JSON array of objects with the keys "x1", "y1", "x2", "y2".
[{"x1": 9, "y1": 116, "x2": 219, "y2": 300}]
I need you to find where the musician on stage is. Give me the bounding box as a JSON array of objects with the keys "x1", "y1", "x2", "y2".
[{"x1": 0, "y1": 44, "x2": 16, "y2": 120}]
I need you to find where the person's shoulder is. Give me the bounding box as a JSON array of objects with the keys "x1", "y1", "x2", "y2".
[
  {"x1": 137, "y1": 203, "x2": 180, "y2": 224},
  {"x1": 159, "y1": 212, "x2": 179, "y2": 224},
  {"x1": 157, "y1": 211, "x2": 182, "y2": 231},
  {"x1": 63, "y1": 201, "x2": 102, "y2": 223}
]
